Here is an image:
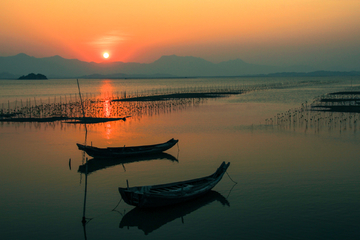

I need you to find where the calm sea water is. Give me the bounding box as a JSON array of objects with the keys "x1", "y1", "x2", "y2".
[{"x1": 1, "y1": 77, "x2": 360, "y2": 240}]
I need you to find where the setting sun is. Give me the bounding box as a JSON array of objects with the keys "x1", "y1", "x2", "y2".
[{"x1": 103, "y1": 52, "x2": 109, "y2": 59}]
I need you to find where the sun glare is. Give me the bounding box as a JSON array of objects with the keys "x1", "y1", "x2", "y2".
[{"x1": 103, "y1": 52, "x2": 109, "y2": 59}]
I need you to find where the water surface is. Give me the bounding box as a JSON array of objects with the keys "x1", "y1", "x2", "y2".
[{"x1": 0, "y1": 77, "x2": 359, "y2": 240}]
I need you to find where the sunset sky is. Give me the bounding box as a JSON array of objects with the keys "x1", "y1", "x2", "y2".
[{"x1": 1, "y1": 0, "x2": 359, "y2": 69}]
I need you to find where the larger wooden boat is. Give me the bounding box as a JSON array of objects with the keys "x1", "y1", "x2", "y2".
[
  {"x1": 77, "y1": 138, "x2": 178, "y2": 158},
  {"x1": 118, "y1": 161, "x2": 230, "y2": 208}
]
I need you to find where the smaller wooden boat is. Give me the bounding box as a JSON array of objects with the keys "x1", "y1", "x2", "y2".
[
  {"x1": 77, "y1": 138, "x2": 178, "y2": 158},
  {"x1": 118, "y1": 161, "x2": 230, "y2": 208}
]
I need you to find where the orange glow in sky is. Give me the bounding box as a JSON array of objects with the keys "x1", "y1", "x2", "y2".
[{"x1": 1, "y1": 0, "x2": 360, "y2": 67}]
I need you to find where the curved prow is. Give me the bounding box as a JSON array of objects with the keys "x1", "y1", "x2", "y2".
[{"x1": 215, "y1": 161, "x2": 230, "y2": 177}]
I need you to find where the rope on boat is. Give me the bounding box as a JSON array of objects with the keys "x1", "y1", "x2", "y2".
[
  {"x1": 112, "y1": 197, "x2": 123, "y2": 213},
  {"x1": 176, "y1": 141, "x2": 180, "y2": 160},
  {"x1": 226, "y1": 181, "x2": 238, "y2": 199},
  {"x1": 226, "y1": 171, "x2": 238, "y2": 184}
]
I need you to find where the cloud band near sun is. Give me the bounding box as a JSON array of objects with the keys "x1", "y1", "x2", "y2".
[{"x1": 89, "y1": 31, "x2": 128, "y2": 48}]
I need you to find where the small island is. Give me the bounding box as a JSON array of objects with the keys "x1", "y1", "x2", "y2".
[{"x1": 18, "y1": 73, "x2": 48, "y2": 80}]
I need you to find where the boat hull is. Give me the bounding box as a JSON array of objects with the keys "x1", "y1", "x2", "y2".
[
  {"x1": 119, "y1": 162, "x2": 230, "y2": 208},
  {"x1": 77, "y1": 138, "x2": 178, "y2": 158}
]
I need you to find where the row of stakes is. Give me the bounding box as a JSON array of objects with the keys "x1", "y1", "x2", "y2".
[
  {"x1": 3, "y1": 80, "x2": 355, "y2": 133},
  {"x1": 266, "y1": 93, "x2": 360, "y2": 133},
  {"x1": 1, "y1": 80, "x2": 326, "y2": 119}
]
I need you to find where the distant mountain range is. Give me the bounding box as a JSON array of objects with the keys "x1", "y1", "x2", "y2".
[{"x1": 0, "y1": 53, "x2": 359, "y2": 79}]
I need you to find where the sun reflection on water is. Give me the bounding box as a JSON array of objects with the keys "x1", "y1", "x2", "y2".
[
  {"x1": 100, "y1": 80, "x2": 114, "y2": 118},
  {"x1": 104, "y1": 122, "x2": 112, "y2": 140},
  {"x1": 103, "y1": 100, "x2": 111, "y2": 117}
]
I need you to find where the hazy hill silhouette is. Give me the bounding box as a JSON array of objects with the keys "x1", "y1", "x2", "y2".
[
  {"x1": 0, "y1": 53, "x2": 317, "y2": 79},
  {"x1": 0, "y1": 72, "x2": 17, "y2": 79}
]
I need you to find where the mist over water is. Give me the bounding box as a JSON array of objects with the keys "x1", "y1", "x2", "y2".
[{"x1": 1, "y1": 77, "x2": 360, "y2": 240}]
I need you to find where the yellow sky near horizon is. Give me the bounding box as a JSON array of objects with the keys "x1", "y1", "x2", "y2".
[{"x1": 1, "y1": 0, "x2": 359, "y2": 68}]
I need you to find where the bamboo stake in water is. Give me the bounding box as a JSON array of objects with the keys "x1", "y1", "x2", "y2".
[
  {"x1": 77, "y1": 79, "x2": 86, "y2": 119},
  {"x1": 82, "y1": 157, "x2": 88, "y2": 224}
]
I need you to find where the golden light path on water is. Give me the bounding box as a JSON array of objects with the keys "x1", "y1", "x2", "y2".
[
  {"x1": 103, "y1": 100, "x2": 111, "y2": 118},
  {"x1": 100, "y1": 80, "x2": 114, "y2": 139}
]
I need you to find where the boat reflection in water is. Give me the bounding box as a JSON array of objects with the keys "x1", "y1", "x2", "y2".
[
  {"x1": 78, "y1": 152, "x2": 178, "y2": 175},
  {"x1": 78, "y1": 148, "x2": 178, "y2": 239},
  {"x1": 119, "y1": 190, "x2": 230, "y2": 235}
]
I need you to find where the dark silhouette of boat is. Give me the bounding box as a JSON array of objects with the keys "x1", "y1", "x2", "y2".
[
  {"x1": 119, "y1": 190, "x2": 230, "y2": 235},
  {"x1": 118, "y1": 161, "x2": 230, "y2": 208},
  {"x1": 78, "y1": 152, "x2": 178, "y2": 175},
  {"x1": 76, "y1": 138, "x2": 178, "y2": 158}
]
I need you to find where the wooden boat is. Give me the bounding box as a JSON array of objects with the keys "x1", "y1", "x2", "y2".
[
  {"x1": 76, "y1": 138, "x2": 178, "y2": 158},
  {"x1": 118, "y1": 161, "x2": 230, "y2": 208}
]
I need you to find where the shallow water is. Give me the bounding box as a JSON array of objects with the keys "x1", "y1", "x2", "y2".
[{"x1": 1, "y1": 77, "x2": 360, "y2": 240}]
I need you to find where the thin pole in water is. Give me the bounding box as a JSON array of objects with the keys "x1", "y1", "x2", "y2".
[
  {"x1": 77, "y1": 79, "x2": 88, "y2": 139},
  {"x1": 82, "y1": 157, "x2": 88, "y2": 224},
  {"x1": 77, "y1": 79, "x2": 86, "y2": 119}
]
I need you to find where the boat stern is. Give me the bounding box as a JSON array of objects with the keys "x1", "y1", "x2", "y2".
[{"x1": 119, "y1": 187, "x2": 143, "y2": 207}]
